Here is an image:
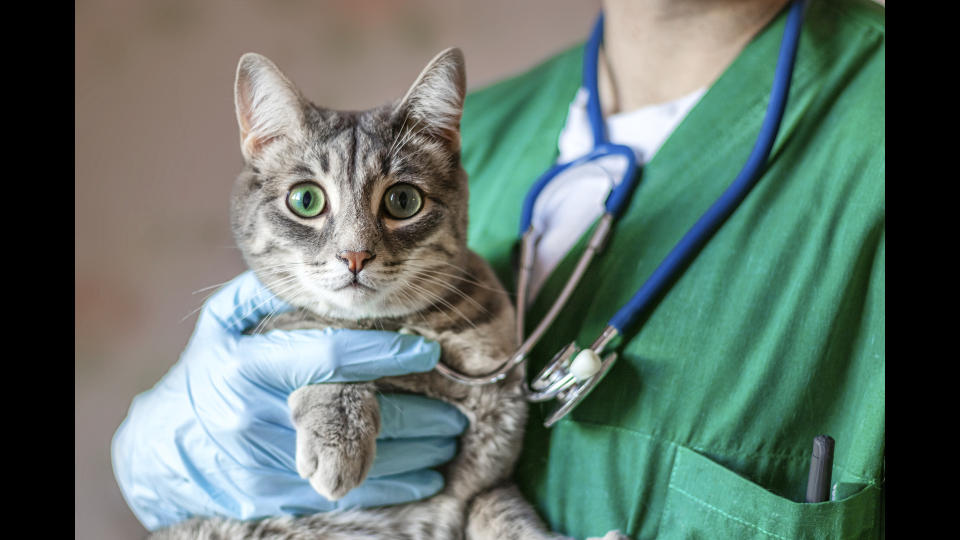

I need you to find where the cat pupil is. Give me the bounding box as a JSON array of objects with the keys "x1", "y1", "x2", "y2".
[
  {"x1": 302, "y1": 191, "x2": 313, "y2": 208},
  {"x1": 397, "y1": 192, "x2": 408, "y2": 208}
]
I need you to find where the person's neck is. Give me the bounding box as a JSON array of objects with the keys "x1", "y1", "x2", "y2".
[{"x1": 598, "y1": 0, "x2": 790, "y2": 114}]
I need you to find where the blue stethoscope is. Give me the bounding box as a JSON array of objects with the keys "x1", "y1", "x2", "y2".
[{"x1": 436, "y1": 0, "x2": 806, "y2": 427}]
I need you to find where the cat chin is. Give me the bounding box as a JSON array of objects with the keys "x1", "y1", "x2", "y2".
[
  {"x1": 267, "y1": 272, "x2": 429, "y2": 321},
  {"x1": 300, "y1": 289, "x2": 418, "y2": 321}
]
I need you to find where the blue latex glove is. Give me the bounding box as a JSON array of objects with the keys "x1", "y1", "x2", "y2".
[{"x1": 111, "y1": 271, "x2": 467, "y2": 531}]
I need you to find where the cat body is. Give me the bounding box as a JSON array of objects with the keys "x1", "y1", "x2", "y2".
[{"x1": 153, "y1": 49, "x2": 623, "y2": 540}]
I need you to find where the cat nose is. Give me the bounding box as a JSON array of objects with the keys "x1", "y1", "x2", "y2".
[{"x1": 337, "y1": 250, "x2": 375, "y2": 274}]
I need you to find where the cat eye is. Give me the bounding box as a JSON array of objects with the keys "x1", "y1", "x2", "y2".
[
  {"x1": 383, "y1": 184, "x2": 423, "y2": 219},
  {"x1": 286, "y1": 182, "x2": 327, "y2": 218}
]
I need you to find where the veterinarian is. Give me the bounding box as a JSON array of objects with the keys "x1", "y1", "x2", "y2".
[{"x1": 113, "y1": 0, "x2": 884, "y2": 537}]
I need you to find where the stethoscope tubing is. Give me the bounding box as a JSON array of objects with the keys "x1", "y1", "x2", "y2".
[
  {"x1": 608, "y1": 0, "x2": 805, "y2": 333},
  {"x1": 519, "y1": 12, "x2": 638, "y2": 235},
  {"x1": 435, "y1": 0, "x2": 806, "y2": 394}
]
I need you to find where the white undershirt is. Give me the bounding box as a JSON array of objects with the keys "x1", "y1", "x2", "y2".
[{"x1": 527, "y1": 86, "x2": 706, "y2": 302}]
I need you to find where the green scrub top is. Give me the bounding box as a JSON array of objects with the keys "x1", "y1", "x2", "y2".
[{"x1": 459, "y1": 0, "x2": 884, "y2": 538}]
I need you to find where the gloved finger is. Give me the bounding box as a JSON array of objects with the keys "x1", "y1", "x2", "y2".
[
  {"x1": 377, "y1": 393, "x2": 468, "y2": 439},
  {"x1": 368, "y1": 436, "x2": 458, "y2": 478},
  {"x1": 224, "y1": 469, "x2": 446, "y2": 517},
  {"x1": 199, "y1": 271, "x2": 296, "y2": 335},
  {"x1": 234, "y1": 328, "x2": 441, "y2": 392},
  {"x1": 335, "y1": 469, "x2": 446, "y2": 509}
]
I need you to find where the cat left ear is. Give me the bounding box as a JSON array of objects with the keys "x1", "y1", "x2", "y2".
[
  {"x1": 394, "y1": 48, "x2": 467, "y2": 150},
  {"x1": 234, "y1": 53, "x2": 306, "y2": 162}
]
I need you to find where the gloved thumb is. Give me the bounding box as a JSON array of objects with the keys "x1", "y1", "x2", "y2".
[
  {"x1": 232, "y1": 328, "x2": 442, "y2": 393},
  {"x1": 197, "y1": 271, "x2": 297, "y2": 335}
]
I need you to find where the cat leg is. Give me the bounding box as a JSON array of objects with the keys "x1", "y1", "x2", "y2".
[
  {"x1": 465, "y1": 483, "x2": 630, "y2": 540},
  {"x1": 288, "y1": 382, "x2": 380, "y2": 500},
  {"x1": 151, "y1": 495, "x2": 465, "y2": 540},
  {"x1": 465, "y1": 483, "x2": 570, "y2": 540}
]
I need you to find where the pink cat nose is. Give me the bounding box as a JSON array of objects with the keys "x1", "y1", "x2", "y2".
[{"x1": 337, "y1": 250, "x2": 375, "y2": 274}]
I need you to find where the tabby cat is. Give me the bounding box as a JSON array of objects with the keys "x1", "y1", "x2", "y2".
[{"x1": 153, "y1": 48, "x2": 625, "y2": 540}]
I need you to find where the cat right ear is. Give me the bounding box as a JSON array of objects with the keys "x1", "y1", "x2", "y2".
[
  {"x1": 394, "y1": 48, "x2": 467, "y2": 151},
  {"x1": 234, "y1": 53, "x2": 306, "y2": 162}
]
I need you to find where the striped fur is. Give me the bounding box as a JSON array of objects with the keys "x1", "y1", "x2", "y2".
[{"x1": 153, "y1": 50, "x2": 625, "y2": 540}]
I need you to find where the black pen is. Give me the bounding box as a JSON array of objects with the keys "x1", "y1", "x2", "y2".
[{"x1": 805, "y1": 435, "x2": 835, "y2": 503}]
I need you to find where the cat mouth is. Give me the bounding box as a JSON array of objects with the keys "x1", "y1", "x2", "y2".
[{"x1": 335, "y1": 278, "x2": 376, "y2": 292}]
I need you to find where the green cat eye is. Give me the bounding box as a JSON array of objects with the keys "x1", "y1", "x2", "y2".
[
  {"x1": 286, "y1": 182, "x2": 326, "y2": 218},
  {"x1": 383, "y1": 184, "x2": 423, "y2": 219}
]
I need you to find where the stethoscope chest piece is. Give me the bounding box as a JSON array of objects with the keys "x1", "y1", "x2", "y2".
[{"x1": 527, "y1": 325, "x2": 621, "y2": 427}]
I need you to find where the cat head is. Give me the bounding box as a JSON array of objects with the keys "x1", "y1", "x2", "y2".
[{"x1": 230, "y1": 49, "x2": 470, "y2": 321}]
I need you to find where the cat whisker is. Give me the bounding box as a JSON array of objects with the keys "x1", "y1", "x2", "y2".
[
  {"x1": 402, "y1": 264, "x2": 504, "y2": 293},
  {"x1": 250, "y1": 293, "x2": 292, "y2": 335},
  {"x1": 182, "y1": 274, "x2": 277, "y2": 323},
  {"x1": 389, "y1": 118, "x2": 428, "y2": 163},
  {"x1": 179, "y1": 304, "x2": 208, "y2": 324},
  {"x1": 393, "y1": 279, "x2": 447, "y2": 322},
  {"x1": 408, "y1": 270, "x2": 491, "y2": 317},
  {"x1": 405, "y1": 280, "x2": 477, "y2": 330},
  {"x1": 191, "y1": 279, "x2": 238, "y2": 295},
  {"x1": 248, "y1": 278, "x2": 307, "y2": 334},
  {"x1": 404, "y1": 258, "x2": 489, "y2": 283},
  {"x1": 182, "y1": 276, "x2": 255, "y2": 322},
  {"x1": 385, "y1": 285, "x2": 430, "y2": 325},
  {"x1": 390, "y1": 117, "x2": 420, "y2": 160},
  {"x1": 235, "y1": 274, "x2": 304, "y2": 330},
  {"x1": 387, "y1": 111, "x2": 412, "y2": 159}
]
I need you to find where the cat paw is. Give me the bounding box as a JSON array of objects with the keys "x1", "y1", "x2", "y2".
[
  {"x1": 294, "y1": 422, "x2": 377, "y2": 500},
  {"x1": 288, "y1": 383, "x2": 380, "y2": 500}
]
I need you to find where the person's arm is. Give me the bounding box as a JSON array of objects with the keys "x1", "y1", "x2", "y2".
[{"x1": 112, "y1": 271, "x2": 467, "y2": 531}]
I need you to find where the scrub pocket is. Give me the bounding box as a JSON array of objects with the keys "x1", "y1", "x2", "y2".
[{"x1": 659, "y1": 445, "x2": 881, "y2": 540}]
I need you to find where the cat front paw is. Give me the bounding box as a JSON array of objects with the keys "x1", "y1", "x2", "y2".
[{"x1": 288, "y1": 383, "x2": 380, "y2": 500}]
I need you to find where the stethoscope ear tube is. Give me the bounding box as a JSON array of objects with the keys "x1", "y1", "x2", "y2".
[
  {"x1": 514, "y1": 230, "x2": 537, "y2": 343},
  {"x1": 517, "y1": 213, "x2": 615, "y2": 357}
]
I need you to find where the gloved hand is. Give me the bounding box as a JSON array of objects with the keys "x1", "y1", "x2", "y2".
[{"x1": 111, "y1": 271, "x2": 467, "y2": 531}]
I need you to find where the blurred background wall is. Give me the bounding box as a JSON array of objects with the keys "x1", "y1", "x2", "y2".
[{"x1": 75, "y1": 1, "x2": 599, "y2": 538}]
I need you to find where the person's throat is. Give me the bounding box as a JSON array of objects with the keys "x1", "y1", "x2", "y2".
[{"x1": 598, "y1": 0, "x2": 791, "y2": 114}]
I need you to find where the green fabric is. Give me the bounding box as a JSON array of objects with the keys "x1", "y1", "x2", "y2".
[{"x1": 459, "y1": 0, "x2": 884, "y2": 538}]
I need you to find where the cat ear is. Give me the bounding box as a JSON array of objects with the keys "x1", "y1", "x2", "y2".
[
  {"x1": 234, "y1": 53, "x2": 306, "y2": 161},
  {"x1": 395, "y1": 48, "x2": 466, "y2": 149}
]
